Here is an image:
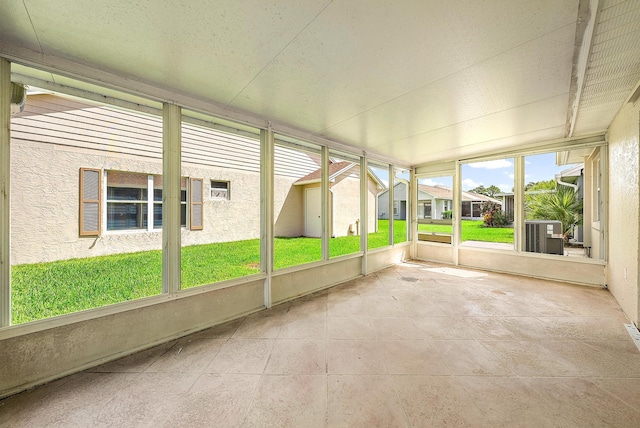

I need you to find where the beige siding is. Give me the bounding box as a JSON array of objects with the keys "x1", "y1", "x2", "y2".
[{"x1": 13, "y1": 94, "x2": 319, "y2": 177}]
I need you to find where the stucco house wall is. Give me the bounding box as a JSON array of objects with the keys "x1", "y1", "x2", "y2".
[
  {"x1": 607, "y1": 101, "x2": 639, "y2": 325},
  {"x1": 9, "y1": 93, "x2": 308, "y2": 265},
  {"x1": 273, "y1": 176, "x2": 304, "y2": 237},
  {"x1": 331, "y1": 166, "x2": 371, "y2": 237},
  {"x1": 9, "y1": 137, "x2": 300, "y2": 265}
]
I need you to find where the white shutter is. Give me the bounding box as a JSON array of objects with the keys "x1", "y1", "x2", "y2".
[
  {"x1": 79, "y1": 168, "x2": 101, "y2": 236},
  {"x1": 190, "y1": 178, "x2": 203, "y2": 230}
]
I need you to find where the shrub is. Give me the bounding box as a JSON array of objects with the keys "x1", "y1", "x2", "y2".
[
  {"x1": 442, "y1": 210, "x2": 452, "y2": 219},
  {"x1": 480, "y1": 201, "x2": 509, "y2": 227}
]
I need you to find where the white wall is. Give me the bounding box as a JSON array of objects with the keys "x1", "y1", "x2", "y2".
[
  {"x1": 607, "y1": 101, "x2": 640, "y2": 325},
  {"x1": 331, "y1": 167, "x2": 376, "y2": 237}
]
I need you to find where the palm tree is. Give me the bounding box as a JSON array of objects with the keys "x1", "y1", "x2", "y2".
[{"x1": 525, "y1": 184, "x2": 582, "y2": 240}]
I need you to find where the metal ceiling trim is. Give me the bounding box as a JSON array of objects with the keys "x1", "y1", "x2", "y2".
[{"x1": 566, "y1": 0, "x2": 600, "y2": 138}]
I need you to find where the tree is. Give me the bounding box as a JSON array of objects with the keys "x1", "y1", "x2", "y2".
[
  {"x1": 526, "y1": 183, "x2": 582, "y2": 240},
  {"x1": 470, "y1": 185, "x2": 502, "y2": 197},
  {"x1": 525, "y1": 179, "x2": 555, "y2": 192}
]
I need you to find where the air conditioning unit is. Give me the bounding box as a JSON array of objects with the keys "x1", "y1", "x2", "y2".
[{"x1": 525, "y1": 220, "x2": 564, "y2": 255}]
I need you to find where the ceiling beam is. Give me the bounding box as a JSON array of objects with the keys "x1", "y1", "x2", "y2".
[{"x1": 565, "y1": 0, "x2": 599, "y2": 138}]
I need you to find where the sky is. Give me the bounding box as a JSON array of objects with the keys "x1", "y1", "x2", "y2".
[
  {"x1": 369, "y1": 153, "x2": 582, "y2": 193},
  {"x1": 418, "y1": 152, "x2": 582, "y2": 193}
]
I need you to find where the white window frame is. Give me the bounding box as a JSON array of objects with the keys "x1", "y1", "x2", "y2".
[
  {"x1": 210, "y1": 180, "x2": 230, "y2": 200},
  {"x1": 104, "y1": 171, "x2": 187, "y2": 233}
]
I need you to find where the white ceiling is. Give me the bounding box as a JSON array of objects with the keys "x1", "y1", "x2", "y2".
[{"x1": 1, "y1": 0, "x2": 639, "y2": 167}]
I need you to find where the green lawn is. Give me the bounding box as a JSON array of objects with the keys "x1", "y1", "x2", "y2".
[
  {"x1": 10, "y1": 219, "x2": 502, "y2": 324},
  {"x1": 418, "y1": 220, "x2": 513, "y2": 243}
]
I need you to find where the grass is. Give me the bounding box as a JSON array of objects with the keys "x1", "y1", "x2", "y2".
[
  {"x1": 11, "y1": 220, "x2": 500, "y2": 324},
  {"x1": 418, "y1": 220, "x2": 513, "y2": 243},
  {"x1": 11, "y1": 251, "x2": 163, "y2": 324}
]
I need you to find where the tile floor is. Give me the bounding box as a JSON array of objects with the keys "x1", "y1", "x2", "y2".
[{"x1": 2, "y1": 261, "x2": 640, "y2": 427}]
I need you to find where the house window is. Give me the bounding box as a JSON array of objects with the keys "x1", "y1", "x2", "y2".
[
  {"x1": 106, "y1": 171, "x2": 187, "y2": 231},
  {"x1": 393, "y1": 200, "x2": 399, "y2": 217},
  {"x1": 424, "y1": 201, "x2": 432, "y2": 218},
  {"x1": 210, "y1": 180, "x2": 230, "y2": 200}
]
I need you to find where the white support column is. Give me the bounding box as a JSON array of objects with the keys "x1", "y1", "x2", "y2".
[
  {"x1": 514, "y1": 156, "x2": 525, "y2": 252},
  {"x1": 360, "y1": 156, "x2": 368, "y2": 275},
  {"x1": 452, "y1": 162, "x2": 462, "y2": 265},
  {"x1": 410, "y1": 168, "x2": 417, "y2": 256},
  {"x1": 321, "y1": 146, "x2": 330, "y2": 260},
  {"x1": 600, "y1": 146, "x2": 609, "y2": 261},
  {"x1": 388, "y1": 164, "x2": 394, "y2": 246},
  {"x1": 0, "y1": 58, "x2": 11, "y2": 327},
  {"x1": 260, "y1": 127, "x2": 274, "y2": 308},
  {"x1": 162, "y1": 103, "x2": 181, "y2": 295}
]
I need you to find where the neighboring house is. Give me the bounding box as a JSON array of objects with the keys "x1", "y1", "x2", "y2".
[
  {"x1": 496, "y1": 192, "x2": 515, "y2": 221},
  {"x1": 378, "y1": 183, "x2": 501, "y2": 220},
  {"x1": 8, "y1": 92, "x2": 347, "y2": 265},
  {"x1": 292, "y1": 161, "x2": 383, "y2": 238},
  {"x1": 377, "y1": 181, "x2": 409, "y2": 220},
  {"x1": 417, "y1": 184, "x2": 454, "y2": 219},
  {"x1": 460, "y1": 191, "x2": 502, "y2": 219}
]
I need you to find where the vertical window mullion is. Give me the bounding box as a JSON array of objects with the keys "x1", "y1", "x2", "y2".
[
  {"x1": 147, "y1": 175, "x2": 154, "y2": 232},
  {"x1": 0, "y1": 58, "x2": 11, "y2": 327}
]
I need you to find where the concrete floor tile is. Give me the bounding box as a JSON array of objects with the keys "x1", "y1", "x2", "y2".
[
  {"x1": 435, "y1": 299, "x2": 522, "y2": 317},
  {"x1": 537, "y1": 315, "x2": 631, "y2": 341},
  {"x1": 161, "y1": 374, "x2": 260, "y2": 427},
  {"x1": 0, "y1": 373, "x2": 137, "y2": 427},
  {"x1": 145, "y1": 339, "x2": 226, "y2": 373},
  {"x1": 93, "y1": 372, "x2": 199, "y2": 427},
  {"x1": 208, "y1": 338, "x2": 274, "y2": 374},
  {"x1": 521, "y1": 377, "x2": 640, "y2": 427},
  {"x1": 393, "y1": 375, "x2": 488, "y2": 427},
  {"x1": 370, "y1": 317, "x2": 425, "y2": 339},
  {"x1": 456, "y1": 376, "x2": 559, "y2": 427},
  {"x1": 287, "y1": 293, "x2": 328, "y2": 315},
  {"x1": 383, "y1": 340, "x2": 451, "y2": 375},
  {"x1": 360, "y1": 296, "x2": 407, "y2": 317},
  {"x1": 327, "y1": 316, "x2": 377, "y2": 340},
  {"x1": 264, "y1": 339, "x2": 326, "y2": 374},
  {"x1": 411, "y1": 316, "x2": 477, "y2": 340},
  {"x1": 233, "y1": 312, "x2": 285, "y2": 338},
  {"x1": 241, "y1": 375, "x2": 326, "y2": 428},
  {"x1": 391, "y1": 297, "x2": 449, "y2": 317},
  {"x1": 179, "y1": 318, "x2": 244, "y2": 340},
  {"x1": 89, "y1": 340, "x2": 176, "y2": 373},
  {"x1": 327, "y1": 339, "x2": 388, "y2": 374},
  {"x1": 430, "y1": 340, "x2": 514, "y2": 376},
  {"x1": 590, "y1": 378, "x2": 640, "y2": 412},
  {"x1": 327, "y1": 296, "x2": 369, "y2": 317},
  {"x1": 583, "y1": 340, "x2": 640, "y2": 377},
  {"x1": 537, "y1": 340, "x2": 624, "y2": 377},
  {"x1": 480, "y1": 340, "x2": 577, "y2": 377},
  {"x1": 464, "y1": 316, "x2": 522, "y2": 340},
  {"x1": 279, "y1": 313, "x2": 327, "y2": 339},
  {"x1": 328, "y1": 375, "x2": 408, "y2": 427}
]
